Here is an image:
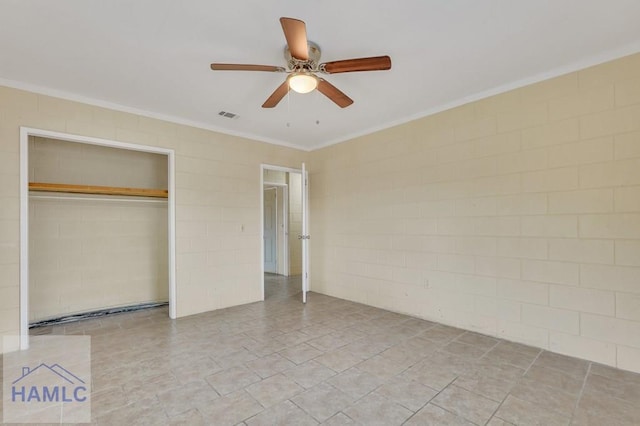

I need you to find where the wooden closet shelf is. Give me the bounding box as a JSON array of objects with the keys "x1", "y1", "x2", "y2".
[{"x1": 29, "y1": 182, "x2": 168, "y2": 198}]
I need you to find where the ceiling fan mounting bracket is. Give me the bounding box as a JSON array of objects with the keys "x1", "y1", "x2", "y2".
[{"x1": 284, "y1": 41, "x2": 321, "y2": 71}]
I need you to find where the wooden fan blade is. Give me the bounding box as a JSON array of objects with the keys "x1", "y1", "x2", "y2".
[
  {"x1": 262, "y1": 81, "x2": 290, "y2": 108},
  {"x1": 211, "y1": 63, "x2": 285, "y2": 72},
  {"x1": 321, "y1": 56, "x2": 392, "y2": 74},
  {"x1": 280, "y1": 17, "x2": 308, "y2": 61},
  {"x1": 317, "y1": 79, "x2": 353, "y2": 108}
]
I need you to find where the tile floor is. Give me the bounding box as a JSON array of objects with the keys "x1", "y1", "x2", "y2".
[{"x1": 13, "y1": 275, "x2": 640, "y2": 425}]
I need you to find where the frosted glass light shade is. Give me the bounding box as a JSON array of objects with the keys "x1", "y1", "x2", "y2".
[{"x1": 288, "y1": 73, "x2": 318, "y2": 94}]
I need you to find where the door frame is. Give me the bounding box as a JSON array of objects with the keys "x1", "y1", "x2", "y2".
[
  {"x1": 260, "y1": 164, "x2": 305, "y2": 301},
  {"x1": 263, "y1": 182, "x2": 289, "y2": 276},
  {"x1": 19, "y1": 127, "x2": 177, "y2": 350}
]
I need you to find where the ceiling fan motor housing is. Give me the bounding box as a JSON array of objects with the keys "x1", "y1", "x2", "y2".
[{"x1": 285, "y1": 41, "x2": 321, "y2": 71}]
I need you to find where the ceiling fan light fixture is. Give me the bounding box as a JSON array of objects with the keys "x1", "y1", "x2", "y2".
[{"x1": 288, "y1": 72, "x2": 318, "y2": 94}]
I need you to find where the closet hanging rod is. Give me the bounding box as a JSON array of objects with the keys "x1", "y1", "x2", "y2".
[
  {"x1": 29, "y1": 182, "x2": 168, "y2": 198},
  {"x1": 28, "y1": 194, "x2": 168, "y2": 204}
]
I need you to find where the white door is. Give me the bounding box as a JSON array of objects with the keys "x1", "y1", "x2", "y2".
[
  {"x1": 263, "y1": 188, "x2": 277, "y2": 273},
  {"x1": 301, "y1": 163, "x2": 310, "y2": 303}
]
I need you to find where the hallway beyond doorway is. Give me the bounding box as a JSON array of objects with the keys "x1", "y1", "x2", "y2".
[{"x1": 264, "y1": 274, "x2": 302, "y2": 300}]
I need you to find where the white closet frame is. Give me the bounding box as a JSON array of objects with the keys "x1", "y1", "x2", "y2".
[{"x1": 19, "y1": 127, "x2": 177, "y2": 350}]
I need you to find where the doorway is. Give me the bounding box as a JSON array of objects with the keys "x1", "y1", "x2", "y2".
[
  {"x1": 260, "y1": 164, "x2": 309, "y2": 302},
  {"x1": 263, "y1": 186, "x2": 278, "y2": 274},
  {"x1": 263, "y1": 184, "x2": 288, "y2": 275},
  {"x1": 19, "y1": 127, "x2": 177, "y2": 350}
]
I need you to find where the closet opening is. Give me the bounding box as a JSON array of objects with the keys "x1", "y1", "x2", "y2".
[{"x1": 19, "y1": 127, "x2": 176, "y2": 349}]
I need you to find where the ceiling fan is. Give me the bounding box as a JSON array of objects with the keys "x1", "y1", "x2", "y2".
[{"x1": 210, "y1": 17, "x2": 392, "y2": 108}]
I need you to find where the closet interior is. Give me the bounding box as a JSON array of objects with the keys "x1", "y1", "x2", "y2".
[{"x1": 28, "y1": 136, "x2": 169, "y2": 324}]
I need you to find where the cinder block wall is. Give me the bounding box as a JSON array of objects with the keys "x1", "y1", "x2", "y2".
[{"x1": 309, "y1": 52, "x2": 640, "y2": 373}]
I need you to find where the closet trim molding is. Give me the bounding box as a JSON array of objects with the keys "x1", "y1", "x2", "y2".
[{"x1": 19, "y1": 127, "x2": 177, "y2": 350}]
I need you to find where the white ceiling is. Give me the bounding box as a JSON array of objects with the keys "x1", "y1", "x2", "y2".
[{"x1": 2, "y1": 1, "x2": 640, "y2": 151}]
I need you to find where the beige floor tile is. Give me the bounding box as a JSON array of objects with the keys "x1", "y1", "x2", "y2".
[
  {"x1": 342, "y1": 392, "x2": 413, "y2": 426},
  {"x1": 455, "y1": 331, "x2": 500, "y2": 351},
  {"x1": 442, "y1": 341, "x2": 490, "y2": 361},
  {"x1": 378, "y1": 336, "x2": 438, "y2": 364},
  {"x1": 278, "y1": 342, "x2": 323, "y2": 364},
  {"x1": 273, "y1": 330, "x2": 313, "y2": 346},
  {"x1": 213, "y1": 347, "x2": 259, "y2": 369},
  {"x1": 533, "y1": 351, "x2": 589, "y2": 380},
  {"x1": 481, "y1": 344, "x2": 539, "y2": 370},
  {"x1": 90, "y1": 386, "x2": 128, "y2": 419},
  {"x1": 282, "y1": 359, "x2": 337, "y2": 389},
  {"x1": 326, "y1": 367, "x2": 385, "y2": 400},
  {"x1": 373, "y1": 376, "x2": 438, "y2": 411},
  {"x1": 509, "y1": 378, "x2": 579, "y2": 417},
  {"x1": 355, "y1": 354, "x2": 412, "y2": 380},
  {"x1": 472, "y1": 359, "x2": 526, "y2": 383},
  {"x1": 123, "y1": 371, "x2": 182, "y2": 403},
  {"x1": 245, "y1": 353, "x2": 296, "y2": 379},
  {"x1": 320, "y1": 412, "x2": 355, "y2": 425},
  {"x1": 307, "y1": 332, "x2": 353, "y2": 352},
  {"x1": 486, "y1": 417, "x2": 517, "y2": 425},
  {"x1": 589, "y1": 362, "x2": 640, "y2": 384},
  {"x1": 170, "y1": 356, "x2": 222, "y2": 384},
  {"x1": 245, "y1": 400, "x2": 318, "y2": 426},
  {"x1": 197, "y1": 390, "x2": 263, "y2": 426},
  {"x1": 583, "y1": 372, "x2": 640, "y2": 404},
  {"x1": 245, "y1": 373, "x2": 303, "y2": 408},
  {"x1": 157, "y1": 380, "x2": 220, "y2": 417},
  {"x1": 400, "y1": 360, "x2": 459, "y2": 391},
  {"x1": 340, "y1": 338, "x2": 390, "y2": 359},
  {"x1": 167, "y1": 408, "x2": 205, "y2": 426},
  {"x1": 205, "y1": 365, "x2": 261, "y2": 395},
  {"x1": 573, "y1": 388, "x2": 640, "y2": 426},
  {"x1": 431, "y1": 384, "x2": 500, "y2": 425},
  {"x1": 401, "y1": 352, "x2": 471, "y2": 390},
  {"x1": 453, "y1": 371, "x2": 517, "y2": 402},
  {"x1": 404, "y1": 403, "x2": 476, "y2": 426},
  {"x1": 419, "y1": 324, "x2": 466, "y2": 344},
  {"x1": 315, "y1": 348, "x2": 365, "y2": 372},
  {"x1": 291, "y1": 382, "x2": 353, "y2": 423},
  {"x1": 298, "y1": 324, "x2": 337, "y2": 339},
  {"x1": 94, "y1": 396, "x2": 168, "y2": 426},
  {"x1": 523, "y1": 364, "x2": 585, "y2": 395},
  {"x1": 495, "y1": 395, "x2": 571, "y2": 426},
  {"x1": 243, "y1": 339, "x2": 290, "y2": 358}
]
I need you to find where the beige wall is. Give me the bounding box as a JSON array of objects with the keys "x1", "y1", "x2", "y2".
[
  {"x1": 30, "y1": 136, "x2": 168, "y2": 188},
  {"x1": 309, "y1": 52, "x2": 640, "y2": 373},
  {"x1": 28, "y1": 137, "x2": 168, "y2": 321},
  {"x1": 0, "y1": 85, "x2": 305, "y2": 352}
]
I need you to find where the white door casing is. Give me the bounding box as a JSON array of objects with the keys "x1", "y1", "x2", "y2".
[{"x1": 301, "y1": 163, "x2": 310, "y2": 303}]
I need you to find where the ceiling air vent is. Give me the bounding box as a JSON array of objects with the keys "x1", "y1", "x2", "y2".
[{"x1": 218, "y1": 111, "x2": 238, "y2": 119}]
